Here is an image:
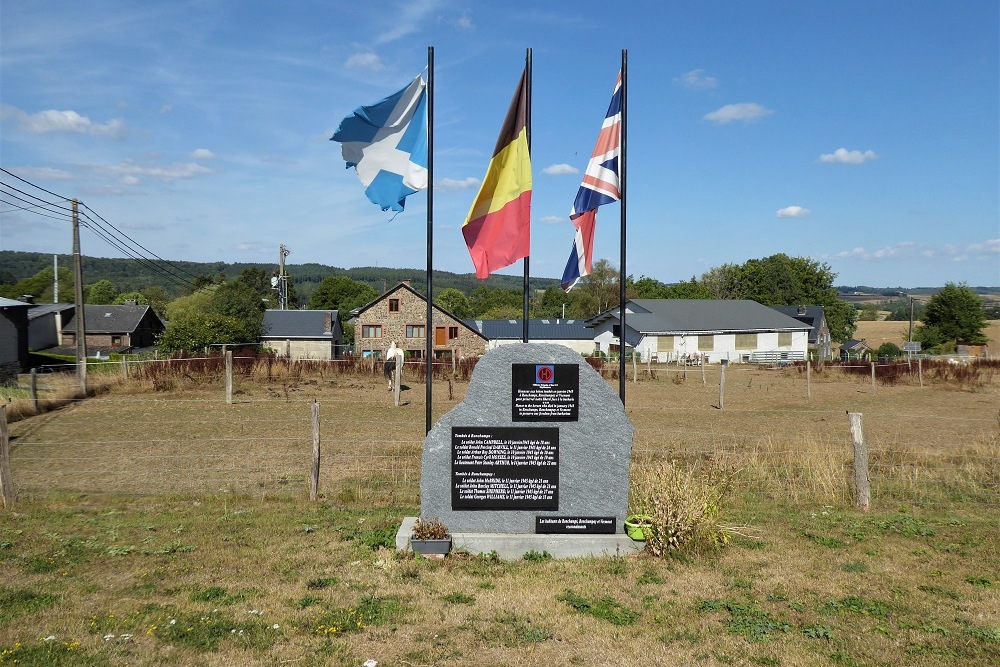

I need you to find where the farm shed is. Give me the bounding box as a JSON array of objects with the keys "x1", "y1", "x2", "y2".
[
  {"x1": 0, "y1": 297, "x2": 31, "y2": 383},
  {"x1": 260, "y1": 309, "x2": 344, "y2": 359},
  {"x1": 26, "y1": 303, "x2": 76, "y2": 351},
  {"x1": 352, "y1": 282, "x2": 487, "y2": 360},
  {"x1": 463, "y1": 318, "x2": 596, "y2": 355},
  {"x1": 587, "y1": 299, "x2": 811, "y2": 364},
  {"x1": 61, "y1": 304, "x2": 165, "y2": 350}
]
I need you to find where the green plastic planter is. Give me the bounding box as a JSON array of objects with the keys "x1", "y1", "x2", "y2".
[{"x1": 624, "y1": 515, "x2": 652, "y2": 541}]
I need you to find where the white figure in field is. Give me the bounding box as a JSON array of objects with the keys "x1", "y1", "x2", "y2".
[{"x1": 383, "y1": 341, "x2": 405, "y2": 390}]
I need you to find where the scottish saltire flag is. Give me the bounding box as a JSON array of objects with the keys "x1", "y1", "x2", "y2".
[
  {"x1": 561, "y1": 72, "x2": 622, "y2": 291},
  {"x1": 331, "y1": 74, "x2": 427, "y2": 213}
]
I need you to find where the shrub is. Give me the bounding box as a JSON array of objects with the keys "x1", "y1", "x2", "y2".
[{"x1": 629, "y1": 459, "x2": 732, "y2": 556}]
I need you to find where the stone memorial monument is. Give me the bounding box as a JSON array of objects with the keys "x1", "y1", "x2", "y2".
[{"x1": 398, "y1": 343, "x2": 640, "y2": 558}]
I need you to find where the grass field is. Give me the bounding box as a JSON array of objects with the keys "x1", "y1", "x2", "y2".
[{"x1": 1, "y1": 350, "x2": 998, "y2": 666}]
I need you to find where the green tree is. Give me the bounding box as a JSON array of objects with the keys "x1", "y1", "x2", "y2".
[
  {"x1": 876, "y1": 342, "x2": 903, "y2": 359},
  {"x1": 209, "y1": 281, "x2": 265, "y2": 324},
  {"x1": 572, "y1": 259, "x2": 621, "y2": 317},
  {"x1": 307, "y1": 276, "x2": 378, "y2": 314},
  {"x1": 700, "y1": 263, "x2": 742, "y2": 300},
  {"x1": 915, "y1": 282, "x2": 988, "y2": 349},
  {"x1": 157, "y1": 313, "x2": 257, "y2": 352},
  {"x1": 532, "y1": 285, "x2": 571, "y2": 318},
  {"x1": 468, "y1": 286, "x2": 521, "y2": 318},
  {"x1": 141, "y1": 286, "x2": 170, "y2": 318},
  {"x1": 112, "y1": 291, "x2": 149, "y2": 306},
  {"x1": 166, "y1": 287, "x2": 216, "y2": 322},
  {"x1": 86, "y1": 279, "x2": 118, "y2": 304},
  {"x1": 858, "y1": 303, "x2": 880, "y2": 321},
  {"x1": 435, "y1": 288, "x2": 472, "y2": 318},
  {"x1": 0, "y1": 266, "x2": 74, "y2": 302}
]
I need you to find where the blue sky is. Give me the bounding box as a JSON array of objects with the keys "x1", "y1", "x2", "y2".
[{"x1": 2, "y1": 0, "x2": 997, "y2": 289}]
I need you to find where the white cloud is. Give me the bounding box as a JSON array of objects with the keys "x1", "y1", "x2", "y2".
[
  {"x1": 189, "y1": 148, "x2": 217, "y2": 160},
  {"x1": 1, "y1": 104, "x2": 124, "y2": 138},
  {"x1": 437, "y1": 177, "x2": 479, "y2": 190},
  {"x1": 456, "y1": 12, "x2": 474, "y2": 29},
  {"x1": 345, "y1": 52, "x2": 384, "y2": 71},
  {"x1": 7, "y1": 166, "x2": 73, "y2": 181},
  {"x1": 374, "y1": 0, "x2": 441, "y2": 45},
  {"x1": 819, "y1": 148, "x2": 878, "y2": 165},
  {"x1": 539, "y1": 215, "x2": 565, "y2": 225},
  {"x1": 106, "y1": 160, "x2": 214, "y2": 183},
  {"x1": 674, "y1": 69, "x2": 717, "y2": 90},
  {"x1": 542, "y1": 163, "x2": 578, "y2": 176},
  {"x1": 703, "y1": 102, "x2": 773, "y2": 125},
  {"x1": 834, "y1": 239, "x2": 998, "y2": 262},
  {"x1": 776, "y1": 205, "x2": 810, "y2": 219}
]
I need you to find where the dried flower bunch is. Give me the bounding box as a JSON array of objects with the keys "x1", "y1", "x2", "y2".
[{"x1": 411, "y1": 517, "x2": 450, "y2": 540}]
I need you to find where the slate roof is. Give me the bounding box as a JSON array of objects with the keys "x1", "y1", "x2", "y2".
[
  {"x1": 463, "y1": 318, "x2": 592, "y2": 341},
  {"x1": 61, "y1": 304, "x2": 162, "y2": 334},
  {"x1": 771, "y1": 305, "x2": 826, "y2": 344},
  {"x1": 0, "y1": 297, "x2": 33, "y2": 308},
  {"x1": 261, "y1": 310, "x2": 340, "y2": 339},
  {"x1": 26, "y1": 303, "x2": 76, "y2": 321},
  {"x1": 588, "y1": 299, "x2": 811, "y2": 334}
]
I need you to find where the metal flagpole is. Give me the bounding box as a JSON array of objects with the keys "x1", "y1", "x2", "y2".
[
  {"x1": 618, "y1": 49, "x2": 628, "y2": 404},
  {"x1": 425, "y1": 46, "x2": 434, "y2": 435},
  {"x1": 522, "y1": 47, "x2": 532, "y2": 343}
]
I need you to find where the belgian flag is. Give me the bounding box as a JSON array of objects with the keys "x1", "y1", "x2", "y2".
[{"x1": 462, "y1": 70, "x2": 531, "y2": 279}]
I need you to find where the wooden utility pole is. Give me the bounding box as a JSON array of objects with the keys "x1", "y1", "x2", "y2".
[{"x1": 72, "y1": 199, "x2": 87, "y2": 394}]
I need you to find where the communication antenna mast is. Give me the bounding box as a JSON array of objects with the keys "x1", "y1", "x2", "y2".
[{"x1": 278, "y1": 244, "x2": 291, "y2": 310}]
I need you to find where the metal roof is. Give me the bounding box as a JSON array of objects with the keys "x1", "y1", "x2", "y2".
[
  {"x1": 463, "y1": 318, "x2": 592, "y2": 340},
  {"x1": 0, "y1": 297, "x2": 32, "y2": 308},
  {"x1": 588, "y1": 299, "x2": 812, "y2": 334},
  {"x1": 26, "y1": 303, "x2": 76, "y2": 320},
  {"x1": 261, "y1": 310, "x2": 340, "y2": 338},
  {"x1": 771, "y1": 305, "x2": 826, "y2": 343}
]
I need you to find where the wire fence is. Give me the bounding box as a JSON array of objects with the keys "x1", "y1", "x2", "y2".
[{"x1": 3, "y1": 356, "x2": 998, "y2": 513}]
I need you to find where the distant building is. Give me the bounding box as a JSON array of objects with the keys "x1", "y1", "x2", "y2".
[
  {"x1": 839, "y1": 339, "x2": 871, "y2": 361},
  {"x1": 0, "y1": 297, "x2": 31, "y2": 383},
  {"x1": 26, "y1": 303, "x2": 76, "y2": 351},
  {"x1": 352, "y1": 282, "x2": 487, "y2": 360},
  {"x1": 260, "y1": 309, "x2": 344, "y2": 360},
  {"x1": 61, "y1": 304, "x2": 165, "y2": 351},
  {"x1": 463, "y1": 318, "x2": 595, "y2": 355},
  {"x1": 771, "y1": 305, "x2": 832, "y2": 360},
  {"x1": 587, "y1": 299, "x2": 811, "y2": 364}
]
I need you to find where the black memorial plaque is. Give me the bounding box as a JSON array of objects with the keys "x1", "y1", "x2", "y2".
[
  {"x1": 535, "y1": 516, "x2": 616, "y2": 534},
  {"x1": 511, "y1": 363, "x2": 579, "y2": 422},
  {"x1": 452, "y1": 427, "x2": 559, "y2": 510}
]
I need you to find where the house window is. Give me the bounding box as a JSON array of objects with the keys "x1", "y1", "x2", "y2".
[
  {"x1": 406, "y1": 324, "x2": 425, "y2": 338},
  {"x1": 778, "y1": 332, "x2": 792, "y2": 347},
  {"x1": 697, "y1": 335, "x2": 714, "y2": 351},
  {"x1": 448, "y1": 326, "x2": 459, "y2": 340},
  {"x1": 657, "y1": 336, "x2": 674, "y2": 352},
  {"x1": 361, "y1": 324, "x2": 382, "y2": 339},
  {"x1": 111, "y1": 336, "x2": 123, "y2": 347},
  {"x1": 388, "y1": 298, "x2": 400, "y2": 313},
  {"x1": 408, "y1": 348, "x2": 424, "y2": 359},
  {"x1": 735, "y1": 333, "x2": 757, "y2": 349}
]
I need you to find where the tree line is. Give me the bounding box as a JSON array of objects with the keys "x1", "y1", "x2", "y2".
[{"x1": 2, "y1": 251, "x2": 990, "y2": 355}]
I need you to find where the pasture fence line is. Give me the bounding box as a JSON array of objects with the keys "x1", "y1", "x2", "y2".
[{"x1": 4, "y1": 387, "x2": 997, "y2": 513}]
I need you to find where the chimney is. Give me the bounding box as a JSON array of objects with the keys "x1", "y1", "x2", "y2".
[
  {"x1": 402, "y1": 280, "x2": 411, "y2": 287},
  {"x1": 797, "y1": 305, "x2": 806, "y2": 315},
  {"x1": 324, "y1": 311, "x2": 333, "y2": 334},
  {"x1": 19, "y1": 294, "x2": 35, "y2": 304},
  {"x1": 125, "y1": 299, "x2": 137, "y2": 306}
]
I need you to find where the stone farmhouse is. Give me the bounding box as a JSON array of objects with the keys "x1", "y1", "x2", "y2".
[
  {"x1": 587, "y1": 299, "x2": 812, "y2": 364},
  {"x1": 352, "y1": 282, "x2": 487, "y2": 360},
  {"x1": 260, "y1": 309, "x2": 344, "y2": 360}
]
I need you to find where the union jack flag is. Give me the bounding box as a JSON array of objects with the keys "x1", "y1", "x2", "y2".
[{"x1": 561, "y1": 72, "x2": 622, "y2": 292}]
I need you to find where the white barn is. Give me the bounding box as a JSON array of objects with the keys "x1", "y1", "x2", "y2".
[
  {"x1": 587, "y1": 299, "x2": 811, "y2": 364},
  {"x1": 463, "y1": 319, "x2": 595, "y2": 355}
]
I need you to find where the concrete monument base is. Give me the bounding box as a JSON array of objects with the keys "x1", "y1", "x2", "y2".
[{"x1": 396, "y1": 517, "x2": 644, "y2": 560}]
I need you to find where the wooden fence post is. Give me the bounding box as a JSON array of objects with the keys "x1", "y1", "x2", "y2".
[
  {"x1": 807, "y1": 360, "x2": 811, "y2": 399},
  {"x1": 918, "y1": 358, "x2": 923, "y2": 388},
  {"x1": 310, "y1": 400, "x2": 321, "y2": 501},
  {"x1": 30, "y1": 368, "x2": 38, "y2": 412},
  {"x1": 718, "y1": 363, "x2": 726, "y2": 410},
  {"x1": 393, "y1": 358, "x2": 402, "y2": 406},
  {"x1": 121, "y1": 356, "x2": 129, "y2": 380},
  {"x1": 847, "y1": 411, "x2": 871, "y2": 511},
  {"x1": 632, "y1": 352, "x2": 637, "y2": 383},
  {"x1": 870, "y1": 361, "x2": 876, "y2": 392},
  {"x1": 0, "y1": 405, "x2": 13, "y2": 509},
  {"x1": 225, "y1": 350, "x2": 233, "y2": 404},
  {"x1": 701, "y1": 355, "x2": 706, "y2": 385}
]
